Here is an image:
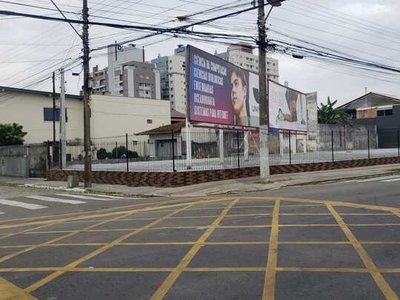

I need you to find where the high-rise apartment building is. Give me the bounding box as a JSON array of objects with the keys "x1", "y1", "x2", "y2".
[
  {"x1": 151, "y1": 45, "x2": 187, "y2": 114},
  {"x1": 92, "y1": 45, "x2": 161, "y2": 99},
  {"x1": 217, "y1": 44, "x2": 279, "y2": 81}
]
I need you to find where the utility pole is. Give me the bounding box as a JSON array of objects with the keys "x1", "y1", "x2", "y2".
[
  {"x1": 59, "y1": 68, "x2": 67, "y2": 169},
  {"x1": 82, "y1": 0, "x2": 92, "y2": 187},
  {"x1": 258, "y1": 0, "x2": 270, "y2": 179},
  {"x1": 52, "y1": 71, "x2": 56, "y2": 167},
  {"x1": 258, "y1": 0, "x2": 284, "y2": 179}
]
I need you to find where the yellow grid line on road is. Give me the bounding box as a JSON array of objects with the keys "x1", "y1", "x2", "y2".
[
  {"x1": 0, "y1": 276, "x2": 37, "y2": 300},
  {"x1": 150, "y1": 198, "x2": 240, "y2": 300},
  {"x1": 0, "y1": 197, "x2": 229, "y2": 266},
  {"x1": 1, "y1": 266, "x2": 400, "y2": 274},
  {"x1": 0, "y1": 210, "x2": 138, "y2": 264},
  {"x1": 263, "y1": 200, "x2": 281, "y2": 300},
  {"x1": 0, "y1": 199, "x2": 173, "y2": 226},
  {"x1": 0, "y1": 196, "x2": 232, "y2": 231},
  {"x1": 327, "y1": 204, "x2": 398, "y2": 300},
  {"x1": 16, "y1": 222, "x2": 400, "y2": 236},
  {"x1": 0, "y1": 202, "x2": 178, "y2": 231},
  {"x1": 275, "y1": 267, "x2": 369, "y2": 273},
  {"x1": 241, "y1": 196, "x2": 400, "y2": 214},
  {"x1": 4, "y1": 240, "x2": 400, "y2": 250},
  {"x1": 23, "y1": 198, "x2": 231, "y2": 294},
  {"x1": 23, "y1": 205, "x2": 194, "y2": 293}
]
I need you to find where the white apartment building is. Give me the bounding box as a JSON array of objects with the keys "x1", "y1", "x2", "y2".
[
  {"x1": 92, "y1": 45, "x2": 161, "y2": 100},
  {"x1": 152, "y1": 45, "x2": 187, "y2": 114},
  {"x1": 217, "y1": 44, "x2": 280, "y2": 81}
]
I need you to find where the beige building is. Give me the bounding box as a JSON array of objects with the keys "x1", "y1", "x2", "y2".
[
  {"x1": 0, "y1": 86, "x2": 83, "y2": 144},
  {"x1": 90, "y1": 94, "x2": 170, "y2": 139},
  {"x1": 0, "y1": 87, "x2": 171, "y2": 145}
]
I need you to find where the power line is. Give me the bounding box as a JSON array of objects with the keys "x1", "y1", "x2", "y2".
[{"x1": 49, "y1": 0, "x2": 82, "y2": 39}]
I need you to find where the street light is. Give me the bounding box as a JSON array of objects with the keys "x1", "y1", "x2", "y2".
[{"x1": 258, "y1": 0, "x2": 285, "y2": 179}]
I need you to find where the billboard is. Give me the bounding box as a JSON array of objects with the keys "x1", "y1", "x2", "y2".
[
  {"x1": 187, "y1": 45, "x2": 307, "y2": 131},
  {"x1": 268, "y1": 80, "x2": 307, "y2": 132}
]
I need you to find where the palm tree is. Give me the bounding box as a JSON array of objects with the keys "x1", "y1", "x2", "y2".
[{"x1": 318, "y1": 97, "x2": 351, "y2": 125}]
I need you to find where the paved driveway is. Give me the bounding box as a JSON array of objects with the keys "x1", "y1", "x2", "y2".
[{"x1": 0, "y1": 195, "x2": 399, "y2": 299}]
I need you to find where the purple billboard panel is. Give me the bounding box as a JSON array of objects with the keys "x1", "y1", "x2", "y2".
[{"x1": 187, "y1": 46, "x2": 251, "y2": 127}]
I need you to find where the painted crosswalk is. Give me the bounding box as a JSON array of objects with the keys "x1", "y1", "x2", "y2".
[
  {"x1": 345, "y1": 175, "x2": 400, "y2": 184},
  {"x1": 0, "y1": 193, "x2": 131, "y2": 217}
]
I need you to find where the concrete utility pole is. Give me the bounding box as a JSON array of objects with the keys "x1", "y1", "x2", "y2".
[
  {"x1": 258, "y1": 0, "x2": 283, "y2": 179},
  {"x1": 59, "y1": 68, "x2": 66, "y2": 169},
  {"x1": 258, "y1": 0, "x2": 270, "y2": 179},
  {"x1": 82, "y1": 0, "x2": 92, "y2": 187},
  {"x1": 52, "y1": 71, "x2": 56, "y2": 162}
]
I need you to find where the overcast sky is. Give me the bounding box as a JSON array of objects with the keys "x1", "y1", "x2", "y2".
[{"x1": 0, "y1": 0, "x2": 399, "y2": 106}]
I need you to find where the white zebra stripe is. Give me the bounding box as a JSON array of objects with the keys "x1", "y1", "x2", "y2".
[
  {"x1": 382, "y1": 177, "x2": 400, "y2": 183},
  {"x1": 55, "y1": 194, "x2": 113, "y2": 201},
  {"x1": 0, "y1": 199, "x2": 47, "y2": 210},
  {"x1": 26, "y1": 195, "x2": 85, "y2": 205}
]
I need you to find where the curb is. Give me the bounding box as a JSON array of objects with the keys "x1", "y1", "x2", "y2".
[{"x1": 1, "y1": 169, "x2": 398, "y2": 198}]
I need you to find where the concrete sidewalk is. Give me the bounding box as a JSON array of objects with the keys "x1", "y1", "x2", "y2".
[{"x1": 1, "y1": 164, "x2": 400, "y2": 197}]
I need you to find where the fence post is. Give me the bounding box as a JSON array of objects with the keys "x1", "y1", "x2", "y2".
[
  {"x1": 367, "y1": 130, "x2": 370, "y2": 160},
  {"x1": 125, "y1": 133, "x2": 129, "y2": 172},
  {"x1": 172, "y1": 130, "x2": 176, "y2": 172},
  {"x1": 398, "y1": 129, "x2": 400, "y2": 158},
  {"x1": 288, "y1": 131, "x2": 292, "y2": 165},
  {"x1": 343, "y1": 128, "x2": 346, "y2": 150},
  {"x1": 58, "y1": 140, "x2": 64, "y2": 170},
  {"x1": 236, "y1": 130, "x2": 240, "y2": 169},
  {"x1": 331, "y1": 130, "x2": 334, "y2": 162},
  {"x1": 47, "y1": 140, "x2": 51, "y2": 170}
]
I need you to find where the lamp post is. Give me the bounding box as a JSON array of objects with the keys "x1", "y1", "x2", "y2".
[{"x1": 258, "y1": 0, "x2": 284, "y2": 179}]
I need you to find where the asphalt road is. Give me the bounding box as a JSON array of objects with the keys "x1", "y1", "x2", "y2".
[{"x1": 0, "y1": 176, "x2": 399, "y2": 300}]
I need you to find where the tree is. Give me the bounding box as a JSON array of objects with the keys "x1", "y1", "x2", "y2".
[
  {"x1": 0, "y1": 123, "x2": 27, "y2": 146},
  {"x1": 318, "y1": 97, "x2": 350, "y2": 125}
]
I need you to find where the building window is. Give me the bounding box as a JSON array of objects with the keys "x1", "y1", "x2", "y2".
[
  {"x1": 377, "y1": 109, "x2": 393, "y2": 116},
  {"x1": 44, "y1": 107, "x2": 59, "y2": 122},
  {"x1": 147, "y1": 119, "x2": 153, "y2": 124},
  {"x1": 138, "y1": 83, "x2": 152, "y2": 99}
]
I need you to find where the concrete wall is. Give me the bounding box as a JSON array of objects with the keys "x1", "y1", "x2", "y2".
[
  {"x1": 0, "y1": 156, "x2": 30, "y2": 177},
  {"x1": 0, "y1": 91, "x2": 83, "y2": 144}
]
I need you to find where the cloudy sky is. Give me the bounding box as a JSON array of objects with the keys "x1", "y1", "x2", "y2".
[{"x1": 0, "y1": 0, "x2": 399, "y2": 106}]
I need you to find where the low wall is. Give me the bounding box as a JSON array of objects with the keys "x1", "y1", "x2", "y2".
[
  {"x1": 47, "y1": 156, "x2": 400, "y2": 187},
  {"x1": 0, "y1": 156, "x2": 30, "y2": 177}
]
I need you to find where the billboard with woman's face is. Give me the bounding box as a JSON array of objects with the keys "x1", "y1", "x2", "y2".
[{"x1": 187, "y1": 45, "x2": 307, "y2": 131}]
